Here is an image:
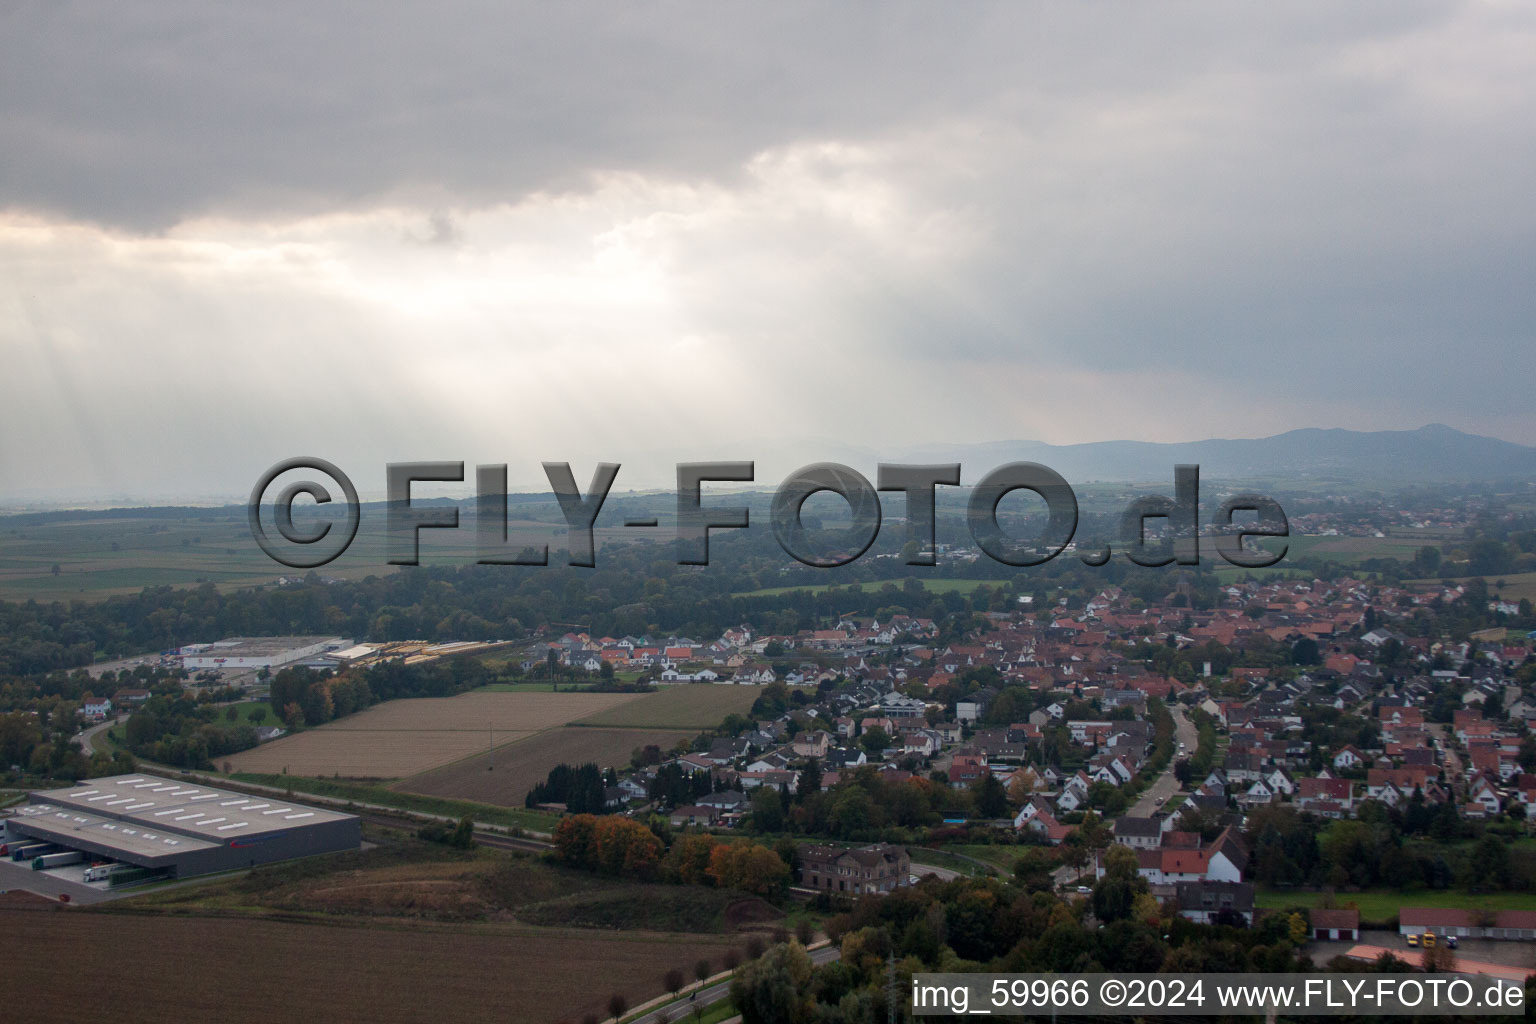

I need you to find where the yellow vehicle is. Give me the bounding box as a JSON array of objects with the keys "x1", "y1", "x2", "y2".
[
  {"x1": 1421, "y1": 932, "x2": 1436, "y2": 948},
  {"x1": 1406, "y1": 933, "x2": 1420, "y2": 947}
]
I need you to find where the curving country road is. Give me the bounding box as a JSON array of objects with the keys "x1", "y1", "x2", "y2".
[{"x1": 75, "y1": 718, "x2": 117, "y2": 757}]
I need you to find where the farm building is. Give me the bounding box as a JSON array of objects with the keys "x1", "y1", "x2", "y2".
[
  {"x1": 3, "y1": 773, "x2": 360, "y2": 881},
  {"x1": 1399, "y1": 908, "x2": 1536, "y2": 941},
  {"x1": 1310, "y1": 907, "x2": 1360, "y2": 941}
]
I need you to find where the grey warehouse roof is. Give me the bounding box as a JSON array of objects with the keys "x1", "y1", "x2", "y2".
[{"x1": 30, "y1": 774, "x2": 357, "y2": 842}]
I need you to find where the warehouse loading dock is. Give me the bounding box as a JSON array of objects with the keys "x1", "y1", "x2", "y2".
[{"x1": 4, "y1": 773, "x2": 361, "y2": 880}]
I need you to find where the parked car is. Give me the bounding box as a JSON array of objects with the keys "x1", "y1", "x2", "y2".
[
  {"x1": 1421, "y1": 932, "x2": 1437, "y2": 948},
  {"x1": 1406, "y1": 933, "x2": 1420, "y2": 947},
  {"x1": 1446, "y1": 935, "x2": 1458, "y2": 949}
]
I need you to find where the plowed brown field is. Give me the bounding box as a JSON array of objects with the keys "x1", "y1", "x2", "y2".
[{"x1": 3, "y1": 908, "x2": 737, "y2": 1024}]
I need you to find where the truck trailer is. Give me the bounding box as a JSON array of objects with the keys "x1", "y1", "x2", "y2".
[
  {"x1": 83, "y1": 863, "x2": 121, "y2": 882},
  {"x1": 32, "y1": 850, "x2": 84, "y2": 870}
]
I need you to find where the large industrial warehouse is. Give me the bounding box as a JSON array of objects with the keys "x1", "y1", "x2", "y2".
[
  {"x1": 3, "y1": 773, "x2": 361, "y2": 881},
  {"x1": 179, "y1": 636, "x2": 353, "y2": 671}
]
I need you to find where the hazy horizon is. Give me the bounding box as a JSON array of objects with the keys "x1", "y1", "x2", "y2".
[{"x1": 2, "y1": 421, "x2": 1529, "y2": 510}]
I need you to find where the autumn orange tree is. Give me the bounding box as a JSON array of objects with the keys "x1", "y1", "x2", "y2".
[
  {"x1": 553, "y1": 813, "x2": 662, "y2": 877},
  {"x1": 707, "y1": 842, "x2": 791, "y2": 897}
]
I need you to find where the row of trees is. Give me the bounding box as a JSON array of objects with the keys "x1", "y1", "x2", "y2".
[
  {"x1": 0, "y1": 708, "x2": 137, "y2": 781},
  {"x1": 122, "y1": 694, "x2": 263, "y2": 768},
  {"x1": 551, "y1": 813, "x2": 794, "y2": 897},
  {"x1": 1244, "y1": 803, "x2": 1531, "y2": 893},
  {"x1": 526, "y1": 763, "x2": 611, "y2": 813}
]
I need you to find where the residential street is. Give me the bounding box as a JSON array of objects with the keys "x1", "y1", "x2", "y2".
[{"x1": 1128, "y1": 704, "x2": 1197, "y2": 817}]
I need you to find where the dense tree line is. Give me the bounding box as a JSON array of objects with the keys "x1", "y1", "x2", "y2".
[
  {"x1": 122, "y1": 693, "x2": 263, "y2": 769},
  {"x1": 731, "y1": 864, "x2": 1315, "y2": 1024},
  {"x1": 526, "y1": 762, "x2": 609, "y2": 813},
  {"x1": 1244, "y1": 803, "x2": 1533, "y2": 895},
  {"x1": 553, "y1": 813, "x2": 793, "y2": 898}
]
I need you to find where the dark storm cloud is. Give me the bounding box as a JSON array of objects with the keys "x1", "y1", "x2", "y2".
[{"x1": 0, "y1": 2, "x2": 1448, "y2": 229}]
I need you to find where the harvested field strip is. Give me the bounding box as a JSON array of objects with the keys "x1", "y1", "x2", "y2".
[
  {"x1": 396, "y1": 726, "x2": 695, "y2": 807},
  {"x1": 2, "y1": 908, "x2": 739, "y2": 1024},
  {"x1": 571, "y1": 684, "x2": 759, "y2": 729},
  {"x1": 225, "y1": 691, "x2": 648, "y2": 779},
  {"x1": 224, "y1": 728, "x2": 537, "y2": 778},
  {"x1": 321, "y1": 690, "x2": 645, "y2": 731}
]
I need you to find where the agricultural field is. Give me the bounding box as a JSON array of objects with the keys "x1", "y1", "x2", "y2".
[
  {"x1": 1405, "y1": 571, "x2": 1536, "y2": 604},
  {"x1": 1256, "y1": 533, "x2": 1428, "y2": 565},
  {"x1": 224, "y1": 691, "x2": 644, "y2": 778},
  {"x1": 3, "y1": 906, "x2": 739, "y2": 1024},
  {"x1": 0, "y1": 504, "x2": 643, "y2": 602},
  {"x1": 571, "y1": 684, "x2": 760, "y2": 729},
  {"x1": 396, "y1": 726, "x2": 696, "y2": 805}
]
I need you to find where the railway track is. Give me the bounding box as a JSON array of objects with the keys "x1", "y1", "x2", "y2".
[
  {"x1": 165, "y1": 770, "x2": 555, "y2": 850},
  {"x1": 354, "y1": 810, "x2": 553, "y2": 853}
]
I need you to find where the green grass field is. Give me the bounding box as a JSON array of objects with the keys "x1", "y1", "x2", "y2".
[
  {"x1": 1256, "y1": 887, "x2": 1536, "y2": 921},
  {"x1": 908, "y1": 847, "x2": 995, "y2": 877},
  {"x1": 951, "y1": 844, "x2": 1025, "y2": 872},
  {"x1": 1256, "y1": 533, "x2": 1432, "y2": 566},
  {"x1": 474, "y1": 682, "x2": 597, "y2": 693}
]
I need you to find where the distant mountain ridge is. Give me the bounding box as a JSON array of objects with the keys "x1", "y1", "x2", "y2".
[{"x1": 855, "y1": 424, "x2": 1536, "y2": 483}]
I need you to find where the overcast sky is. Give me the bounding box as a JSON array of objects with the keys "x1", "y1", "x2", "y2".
[{"x1": 3, "y1": 2, "x2": 1534, "y2": 503}]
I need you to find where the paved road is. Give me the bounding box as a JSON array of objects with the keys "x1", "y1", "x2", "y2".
[
  {"x1": 1049, "y1": 705, "x2": 1197, "y2": 891},
  {"x1": 909, "y1": 862, "x2": 963, "y2": 882},
  {"x1": 76, "y1": 719, "x2": 117, "y2": 756},
  {"x1": 0, "y1": 857, "x2": 116, "y2": 905},
  {"x1": 1128, "y1": 705, "x2": 1197, "y2": 817},
  {"x1": 627, "y1": 944, "x2": 840, "y2": 1024},
  {"x1": 1427, "y1": 723, "x2": 1462, "y2": 796}
]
